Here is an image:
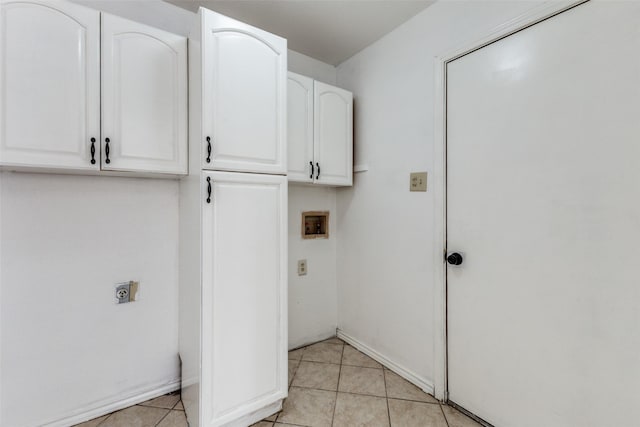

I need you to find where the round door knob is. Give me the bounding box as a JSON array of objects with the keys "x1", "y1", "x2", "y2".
[{"x1": 447, "y1": 252, "x2": 463, "y2": 266}]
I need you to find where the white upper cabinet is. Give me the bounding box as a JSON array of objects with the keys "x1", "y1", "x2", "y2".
[
  {"x1": 101, "y1": 13, "x2": 187, "y2": 175},
  {"x1": 287, "y1": 75, "x2": 353, "y2": 186},
  {"x1": 0, "y1": 0, "x2": 100, "y2": 170},
  {"x1": 0, "y1": 1, "x2": 187, "y2": 176},
  {"x1": 287, "y1": 72, "x2": 314, "y2": 182},
  {"x1": 314, "y1": 81, "x2": 353, "y2": 186},
  {"x1": 200, "y1": 10, "x2": 287, "y2": 174}
]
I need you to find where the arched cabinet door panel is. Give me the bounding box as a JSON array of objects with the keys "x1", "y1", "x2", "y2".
[
  {"x1": 101, "y1": 13, "x2": 187, "y2": 175},
  {"x1": 201, "y1": 12, "x2": 287, "y2": 174},
  {"x1": 0, "y1": 0, "x2": 100, "y2": 170},
  {"x1": 313, "y1": 81, "x2": 353, "y2": 186}
]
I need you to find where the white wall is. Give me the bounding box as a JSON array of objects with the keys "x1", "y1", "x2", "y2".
[
  {"x1": 289, "y1": 50, "x2": 337, "y2": 85},
  {"x1": 335, "y1": 1, "x2": 540, "y2": 389},
  {"x1": 287, "y1": 52, "x2": 338, "y2": 349},
  {"x1": 0, "y1": 3, "x2": 188, "y2": 426},
  {"x1": 0, "y1": 173, "x2": 180, "y2": 427},
  {"x1": 287, "y1": 185, "x2": 337, "y2": 349}
]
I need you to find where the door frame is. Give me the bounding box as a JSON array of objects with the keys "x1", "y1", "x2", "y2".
[{"x1": 431, "y1": 0, "x2": 588, "y2": 403}]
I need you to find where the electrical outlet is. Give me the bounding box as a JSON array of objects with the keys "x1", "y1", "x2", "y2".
[
  {"x1": 410, "y1": 172, "x2": 427, "y2": 192},
  {"x1": 115, "y1": 283, "x2": 130, "y2": 304},
  {"x1": 115, "y1": 281, "x2": 139, "y2": 304},
  {"x1": 298, "y1": 259, "x2": 307, "y2": 276}
]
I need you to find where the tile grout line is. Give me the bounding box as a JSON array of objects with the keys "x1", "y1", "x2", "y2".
[
  {"x1": 290, "y1": 359, "x2": 343, "y2": 366},
  {"x1": 330, "y1": 343, "x2": 345, "y2": 426},
  {"x1": 276, "y1": 421, "x2": 313, "y2": 427},
  {"x1": 138, "y1": 404, "x2": 178, "y2": 409},
  {"x1": 439, "y1": 403, "x2": 451, "y2": 427},
  {"x1": 276, "y1": 344, "x2": 307, "y2": 425},
  {"x1": 153, "y1": 407, "x2": 173, "y2": 427},
  {"x1": 386, "y1": 395, "x2": 440, "y2": 405},
  {"x1": 382, "y1": 366, "x2": 392, "y2": 427},
  {"x1": 273, "y1": 354, "x2": 306, "y2": 426},
  {"x1": 291, "y1": 341, "x2": 344, "y2": 351},
  {"x1": 95, "y1": 412, "x2": 112, "y2": 427},
  {"x1": 288, "y1": 383, "x2": 436, "y2": 404}
]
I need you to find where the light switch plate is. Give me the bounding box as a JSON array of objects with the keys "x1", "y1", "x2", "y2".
[
  {"x1": 298, "y1": 260, "x2": 307, "y2": 276},
  {"x1": 410, "y1": 172, "x2": 427, "y2": 192}
]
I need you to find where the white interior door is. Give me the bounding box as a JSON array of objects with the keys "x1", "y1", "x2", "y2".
[
  {"x1": 201, "y1": 171, "x2": 287, "y2": 427},
  {"x1": 313, "y1": 81, "x2": 353, "y2": 186},
  {"x1": 101, "y1": 13, "x2": 187, "y2": 174},
  {"x1": 0, "y1": 0, "x2": 99, "y2": 170},
  {"x1": 447, "y1": 2, "x2": 640, "y2": 426},
  {"x1": 201, "y1": 11, "x2": 287, "y2": 175},
  {"x1": 287, "y1": 72, "x2": 314, "y2": 183}
]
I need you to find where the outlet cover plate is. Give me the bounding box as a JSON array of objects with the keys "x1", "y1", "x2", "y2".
[
  {"x1": 115, "y1": 283, "x2": 130, "y2": 304},
  {"x1": 115, "y1": 281, "x2": 139, "y2": 304},
  {"x1": 298, "y1": 260, "x2": 307, "y2": 276}
]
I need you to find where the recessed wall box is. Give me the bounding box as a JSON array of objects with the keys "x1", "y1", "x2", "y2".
[{"x1": 302, "y1": 211, "x2": 329, "y2": 239}]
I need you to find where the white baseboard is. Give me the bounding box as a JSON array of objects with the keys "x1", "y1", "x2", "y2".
[
  {"x1": 336, "y1": 329, "x2": 435, "y2": 396},
  {"x1": 42, "y1": 378, "x2": 181, "y2": 427}
]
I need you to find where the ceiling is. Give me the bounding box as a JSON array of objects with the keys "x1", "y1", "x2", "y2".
[{"x1": 165, "y1": 1, "x2": 434, "y2": 65}]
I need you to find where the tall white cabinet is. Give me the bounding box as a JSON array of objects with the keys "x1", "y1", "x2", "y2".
[
  {"x1": 180, "y1": 7, "x2": 288, "y2": 427},
  {"x1": 200, "y1": 172, "x2": 287, "y2": 427},
  {"x1": 0, "y1": 0, "x2": 187, "y2": 175},
  {"x1": 287, "y1": 72, "x2": 353, "y2": 186}
]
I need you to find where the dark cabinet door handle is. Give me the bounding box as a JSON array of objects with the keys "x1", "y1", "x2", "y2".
[
  {"x1": 105, "y1": 138, "x2": 111, "y2": 164},
  {"x1": 206, "y1": 177, "x2": 212, "y2": 203},
  {"x1": 447, "y1": 253, "x2": 463, "y2": 266},
  {"x1": 310, "y1": 161, "x2": 314, "y2": 179},
  {"x1": 206, "y1": 136, "x2": 211, "y2": 163},
  {"x1": 316, "y1": 162, "x2": 320, "y2": 180},
  {"x1": 90, "y1": 138, "x2": 96, "y2": 164}
]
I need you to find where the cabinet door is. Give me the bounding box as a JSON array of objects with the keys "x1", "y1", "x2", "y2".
[
  {"x1": 314, "y1": 81, "x2": 353, "y2": 186},
  {"x1": 0, "y1": 0, "x2": 100, "y2": 170},
  {"x1": 287, "y1": 72, "x2": 314, "y2": 183},
  {"x1": 101, "y1": 13, "x2": 187, "y2": 175},
  {"x1": 201, "y1": 10, "x2": 287, "y2": 174},
  {"x1": 202, "y1": 171, "x2": 287, "y2": 427}
]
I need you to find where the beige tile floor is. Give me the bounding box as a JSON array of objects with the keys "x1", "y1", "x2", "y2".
[
  {"x1": 74, "y1": 391, "x2": 186, "y2": 427},
  {"x1": 75, "y1": 337, "x2": 482, "y2": 427},
  {"x1": 254, "y1": 337, "x2": 482, "y2": 427}
]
